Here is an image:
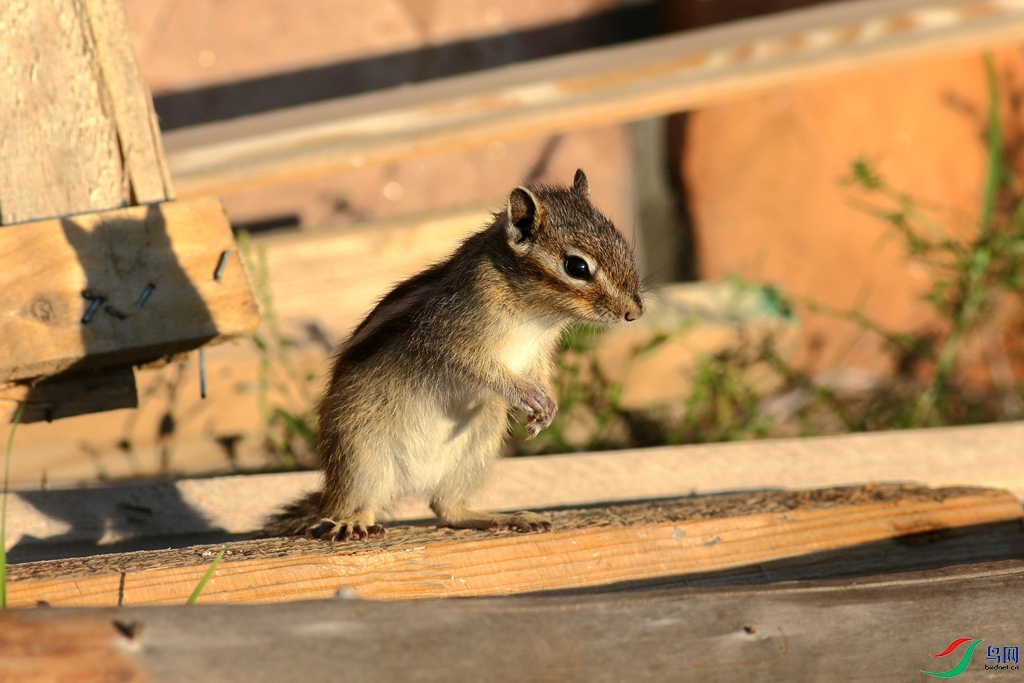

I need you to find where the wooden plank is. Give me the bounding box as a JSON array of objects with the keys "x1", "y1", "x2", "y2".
[
  {"x1": 5, "y1": 485, "x2": 1020, "y2": 607},
  {"x1": 0, "y1": 0, "x2": 172, "y2": 224},
  {"x1": 0, "y1": 366, "x2": 138, "y2": 423},
  {"x1": 256, "y1": 208, "x2": 796, "y2": 348},
  {"x1": 258, "y1": 207, "x2": 493, "y2": 340},
  {"x1": 80, "y1": 0, "x2": 174, "y2": 204},
  {"x1": 0, "y1": 0, "x2": 126, "y2": 224},
  {"x1": 163, "y1": 0, "x2": 1024, "y2": 198},
  {"x1": 0, "y1": 272, "x2": 793, "y2": 486},
  {"x1": 9, "y1": 421, "x2": 1024, "y2": 558},
  {"x1": 0, "y1": 198, "x2": 259, "y2": 383},
  {"x1": 6, "y1": 559, "x2": 1023, "y2": 683},
  {"x1": 0, "y1": 611, "x2": 145, "y2": 683},
  {"x1": 0, "y1": 0, "x2": 175, "y2": 417}
]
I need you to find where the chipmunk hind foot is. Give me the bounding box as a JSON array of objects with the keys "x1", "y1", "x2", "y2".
[
  {"x1": 305, "y1": 509, "x2": 385, "y2": 542},
  {"x1": 434, "y1": 505, "x2": 552, "y2": 533}
]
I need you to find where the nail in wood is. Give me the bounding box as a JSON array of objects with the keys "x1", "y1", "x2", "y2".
[
  {"x1": 135, "y1": 283, "x2": 156, "y2": 307},
  {"x1": 214, "y1": 251, "x2": 231, "y2": 281}
]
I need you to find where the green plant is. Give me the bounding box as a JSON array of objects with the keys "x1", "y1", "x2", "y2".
[
  {"x1": 1, "y1": 403, "x2": 25, "y2": 609},
  {"x1": 237, "y1": 231, "x2": 318, "y2": 468},
  {"x1": 187, "y1": 545, "x2": 227, "y2": 605},
  {"x1": 840, "y1": 53, "x2": 1024, "y2": 427},
  {"x1": 673, "y1": 344, "x2": 772, "y2": 444}
]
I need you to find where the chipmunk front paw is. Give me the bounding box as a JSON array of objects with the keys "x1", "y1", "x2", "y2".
[
  {"x1": 305, "y1": 517, "x2": 386, "y2": 542},
  {"x1": 519, "y1": 385, "x2": 557, "y2": 439}
]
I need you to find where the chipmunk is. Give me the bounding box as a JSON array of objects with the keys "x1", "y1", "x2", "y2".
[{"x1": 263, "y1": 169, "x2": 644, "y2": 541}]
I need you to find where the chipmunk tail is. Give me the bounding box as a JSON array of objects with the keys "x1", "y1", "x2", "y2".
[{"x1": 259, "y1": 489, "x2": 328, "y2": 537}]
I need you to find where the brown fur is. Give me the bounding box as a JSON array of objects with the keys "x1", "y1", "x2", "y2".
[{"x1": 262, "y1": 170, "x2": 643, "y2": 540}]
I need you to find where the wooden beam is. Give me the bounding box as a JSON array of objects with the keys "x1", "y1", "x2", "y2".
[
  {"x1": 6, "y1": 559, "x2": 1023, "y2": 683},
  {"x1": 0, "y1": 367, "x2": 138, "y2": 423},
  {"x1": 256, "y1": 207, "x2": 491, "y2": 340},
  {"x1": 0, "y1": 199, "x2": 259, "y2": 383},
  {"x1": 8, "y1": 421, "x2": 1024, "y2": 559},
  {"x1": 254, "y1": 208, "x2": 796, "y2": 349},
  {"x1": 5, "y1": 485, "x2": 1020, "y2": 607},
  {"x1": 164, "y1": 0, "x2": 1024, "y2": 198},
  {"x1": 0, "y1": 0, "x2": 171, "y2": 224},
  {"x1": 79, "y1": 0, "x2": 174, "y2": 204},
  {"x1": 0, "y1": 611, "x2": 145, "y2": 683},
  {"x1": 0, "y1": 0, "x2": 179, "y2": 419}
]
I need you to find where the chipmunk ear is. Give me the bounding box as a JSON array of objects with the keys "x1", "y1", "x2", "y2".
[
  {"x1": 507, "y1": 186, "x2": 542, "y2": 249},
  {"x1": 573, "y1": 168, "x2": 590, "y2": 198}
]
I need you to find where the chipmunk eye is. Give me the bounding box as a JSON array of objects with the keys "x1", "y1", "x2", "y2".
[{"x1": 564, "y1": 256, "x2": 590, "y2": 280}]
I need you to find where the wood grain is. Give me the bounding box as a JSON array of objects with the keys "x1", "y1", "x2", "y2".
[
  {"x1": 0, "y1": 0, "x2": 176, "y2": 417},
  {"x1": 0, "y1": 366, "x2": 138, "y2": 423},
  {"x1": 10, "y1": 420, "x2": 1024, "y2": 558},
  {"x1": 5, "y1": 485, "x2": 1020, "y2": 607},
  {"x1": 80, "y1": 0, "x2": 174, "y2": 204},
  {"x1": 164, "y1": 0, "x2": 1024, "y2": 198},
  {"x1": 257, "y1": 207, "x2": 492, "y2": 339},
  {"x1": 0, "y1": 0, "x2": 171, "y2": 225},
  {"x1": 0, "y1": 0, "x2": 125, "y2": 224},
  {"x1": 0, "y1": 198, "x2": 259, "y2": 383},
  {"x1": 0, "y1": 611, "x2": 145, "y2": 683},
  {"x1": 6, "y1": 559, "x2": 1023, "y2": 683}
]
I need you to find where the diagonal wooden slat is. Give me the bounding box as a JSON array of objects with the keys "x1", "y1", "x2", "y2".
[{"x1": 165, "y1": 0, "x2": 1024, "y2": 198}]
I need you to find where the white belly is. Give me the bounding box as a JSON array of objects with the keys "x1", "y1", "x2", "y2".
[
  {"x1": 497, "y1": 314, "x2": 562, "y2": 376},
  {"x1": 381, "y1": 385, "x2": 506, "y2": 504}
]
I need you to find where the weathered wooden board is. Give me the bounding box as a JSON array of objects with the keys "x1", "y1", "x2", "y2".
[
  {"x1": 256, "y1": 207, "x2": 492, "y2": 340},
  {"x1": 0, "y1": 199, "x2": 259, "y2": 384},
  {"x1": 0, "y1": 274, "x2": 793, "y2": 484},
  {"x1": 8, "y1": 421, "x2": 1024, "y2": 559},
  {"x1": 0, "y1": 0, "x2": 170, "y2": 224},
  {"x1": 3, "y1": 559, "x2": 1024, "y2": 683},
  {"x1": 5, "y1": 485, "x2": 1021, "y2": 607},
  {"x1": 164, "y1": 0, "x2": 1024, "y2": 198},
  {"x1": 0, "y1": 367, "x2": 138, "y2": 423},
  {"x1": 79, "y1": 0, "x2": 174, "y2": 204},
  {"x1": 0, "y1": 0, "x2": 182, "y2": 418}
]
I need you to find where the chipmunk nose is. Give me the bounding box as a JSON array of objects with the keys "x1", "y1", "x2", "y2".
[{"x1": 624, "y1": 294, "x2": 644, "y2": 322}]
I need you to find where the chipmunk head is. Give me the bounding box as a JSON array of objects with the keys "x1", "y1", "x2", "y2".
[{"x1": 504, "y1": 169, "x2": 644, "y2": 324}]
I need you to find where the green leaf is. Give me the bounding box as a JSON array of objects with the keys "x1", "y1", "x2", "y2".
[{"x1": 187, "y1": 545, "x2": 227, "y2": 605}]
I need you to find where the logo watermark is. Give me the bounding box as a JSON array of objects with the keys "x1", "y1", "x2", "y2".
[{"x1": 923, "y1": 638, "x2": 1020, "y2": 678}]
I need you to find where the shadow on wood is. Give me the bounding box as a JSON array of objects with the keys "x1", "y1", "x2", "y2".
[{"x1": 0, "y1": 200, "x2": 260, "y2": 422}]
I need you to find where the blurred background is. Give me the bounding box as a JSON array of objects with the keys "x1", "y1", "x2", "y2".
[{"x1": 7, "y1": 0, "x2": 1024, "y2": 486}]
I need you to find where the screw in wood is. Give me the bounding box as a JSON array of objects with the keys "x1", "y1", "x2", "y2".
[
  {"x1": 104, "y1": 305, "x2": 127, "y2": 320},
  {"x1": 213, "y1": 250, "x2": 231, "y2": 281},
  {"x1": 81, "y1": 296, "x2": 103, "y2": 324},
  {"x1": 135, "y1": 283, "x2": 156, "y2": 307}
]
